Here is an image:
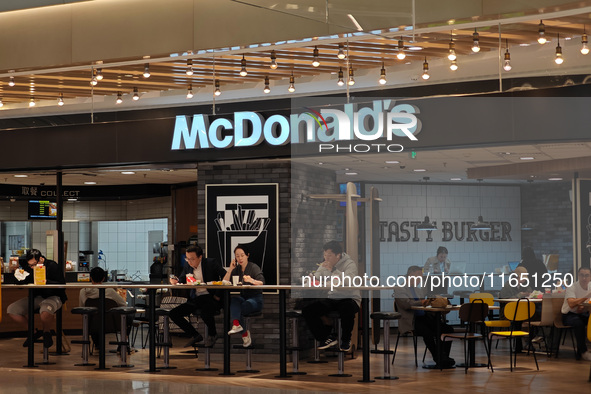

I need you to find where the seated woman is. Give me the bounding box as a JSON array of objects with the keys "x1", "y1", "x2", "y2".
[
  {"x1": 499, "y1": 266, "x2": 532, "y2": 299},
  {"x1": 223, "y1": 244, "x2": 265, "y2": 347}
]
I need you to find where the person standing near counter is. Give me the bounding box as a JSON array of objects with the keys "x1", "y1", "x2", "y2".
[
  {"x1": 6, "y1": 249, "x2": 67, "y2": 348},
  {"x1": 169, "y1": 244, "x2": 227, "y2": 348},
  {"x1": 223, "y1": 244, "x2": 265, "y2": 347},
  {"x1": 561, "y1": 266, "x2": 591, "y2": 361},
  {"x1": 424, "y1": 246, "x2": 451, "y2": 274}
]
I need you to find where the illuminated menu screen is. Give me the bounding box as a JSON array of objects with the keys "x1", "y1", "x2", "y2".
[{"x1": 28, "y1": 200, "x2": 57, "y2": 220}]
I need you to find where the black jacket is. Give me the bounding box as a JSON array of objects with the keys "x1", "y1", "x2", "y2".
[
  {"x1": 178, "y1": 257, "x2": 226, "y2": 299},
  {"x1": 19, "y1": 258, "x2": 67, "y2": 303}
]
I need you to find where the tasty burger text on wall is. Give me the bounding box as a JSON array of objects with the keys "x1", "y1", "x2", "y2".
[
  {"x1": 380, "y1": 220, "x2": 512, "y2": 242},
  {"x1": 171, "y1": 100, "x2": 421, "y2": 151}
]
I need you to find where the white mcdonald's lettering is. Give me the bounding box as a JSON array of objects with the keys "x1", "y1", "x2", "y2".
[{"x1": 171, "y1": 100, "x2": 421, "y2": 150}]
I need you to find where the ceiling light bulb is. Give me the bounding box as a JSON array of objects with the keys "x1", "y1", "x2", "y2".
[
  {"x1": 0, "y1": 98, "x2": 4, "y2": 108},
  {"x1": 397, "y1": 39, "x2": 406, "y2": 60},
  {"x1": 116, "y1": 91, "x2": 122, "y2": 104},
  {"x1": 239, "y1": 56, "x2": 247, "y2": 77},
  {"x1": 450, "y1": 59, "x2": 458, "y2": 71},
  {"x1": 90, "y1": 76, "x2": 98, "y2": 86},
  {"x1": 337, "y1": 43, "x2": 346, "y2": 59},
  {"x1": 143, "y1": 64, "x2": 150, "y2": 78},
  {"x1": 132, "y1": 87, "x2": 139, "y2": 100},
  {"x1": 29, "y1": 97, "x2": 35, "y2": 107},
  {"x1": 214, "y1": 79, "x2": 221, "y2": 96},
  {"x1": 186, "y1": 59, "x2": 194, "y2": 76},
  {"x1": 263, "y1": 76, "x2": 270, "y2": 93},
  {"x1": 448, "y1": 40, "x2": 456, "y2": 61},
  {"x1": 312, "y1": 46, "x2": 320, "y2": 67},
  {"x1": 337, "y1": 67, "x2": 344, "y2": 86},
  {"x1": 472, "y1": 30, "x2": 480, "y2": 52},
  {"x1": 503, "y1": 49, "x2": 512, "y2": 71},
  {"x1": 288, "y1": 74, "x2": 295, "y2": 93},
  {"x1": 96, "y1": 68, "x2": 103, "y2": 80},
  {"x1": 348, "y1": 68, "x2": 355, "y2": 86},
  {"x1": 378, "y1": 64, "x2": 386, "y2": 85},
  {"x1": 555, "y1": 36, "x2": 563, "y2": 64},
  {"x1": 58, "y1": 93, "x2": 64, "y2": 106},
  {"x1": 422, "y1": 58, "x2": 430, "y2": 80},
  {"x1": 186, "y1": 85, "x2": 193, "y2": 99},
  {"x1": 582, "y1": 33, "x2": 589, "y2": 55},
  {"x1": 270, "y1": 50, "x2": 278, "y2": 69},
  {"x1": 538, "y1": 20, "x2": 546, "y2": 44},
  {"x1": 8, "y1": 76, "x2": 15, "y2": 87}
]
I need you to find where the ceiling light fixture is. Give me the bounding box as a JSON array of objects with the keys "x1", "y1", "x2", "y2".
[
  {"x1": 270, "y1": 50, "x2": 278, "y2": 69},
  {"x1": 422, "y1": 57, "x2": 430, "y2": 80},
  {"x1": 132, "y1": 87, "x2": 139, "y2": 100},
  {"x1": 548, "y1": 177, "x2": 563, "y2": 181},
  {"x1": 90, "y1": 75, "x2": 98, "y2": 86},
  {"x1": 14, "y1": 174, "x2": 28, "y2": 178},
  {"x1": 239, "y1": 55, "x2": 248, "y2": 76},
  {"x1": 29, "y1": 97, "x2": 35, "y2": 107},
  {"x1": 521, "y1": 222, "x2": 535, "y2": 231},
  {"x1": 143, "y1": 63, "x2": 150, "y2": 78},
  {"x1": 0, "y1": 98, "x2": 3, "y2": 108},
  {"x1": 397, "y1": 38, "x2": 406, "y2": 60},
  {"x1": 84, "y1": 181, "x2": 97, "y2": 185},
  {"x1": 417, "y1": 177, "x2": 437, "y2": 231},
  {"x1": 186, "y1": 59, "x2": 194, "y2": 76},
  {"x1": 378, "y1": 63, "x2": 387, "y2": 85},
  {"x1": 263, "y1": 76, "x2": 271, "y2": 93},
  {"x1": 582, "y1": 26, "x2": 589, "y2": 55},
  {"x1": 8, "y1": 76, "x2": 15, "y2": 87},
  {"x1": 348, "y1": 67, "x2": 355, "y2": 86},
  {"x1": 471, "y1": 179, "x2": 492, "y2": 231},
  {"x1": 312, "y1": 46, "x2": 320, "y2": 67},
  {"x1": 186, "y1": 84, "x2": 193, "y2": 99},
  {"x1": 337, "y1": 43, "x2": 346, "y2": 59},
  {"x1": 96, "y1": 68, "x2": 103, "y2": 81},
  {"x1": 503, "y1": 39, "x2": 512, "y2": 71},
  {"x1": 472, "y1": 29, "x2": 480, "y2": 52},
  {"x1": 538, "y1": 20, "x2": 547, "y2": 44},
  {"x1": 121, "y1": 171, "x2": 135, "y2": 175},
  {"x1": 337, "y1": 67, "x2": 345, "y2": 86},
  {"x1": 450, "y1": 59, "x2": 458, "y2": 71},
  {"x1": 58, "y1": 93, "x2": 64, "y2": 106},
  {"x1": 448, "y1": 35, "x2": 456, "y2": 60},
  {"x1": 116, "y1": 91, "x2": 123, "y2": 104},
  {"x1": 555, "y1": 33, "x2": 564, "y2": 64},
  {"x1": 288, "y1": 73, "x2": 295, "y2": 93},
  {"x1": 214, "y1": 79, "x2": 221, "y2": 96}
]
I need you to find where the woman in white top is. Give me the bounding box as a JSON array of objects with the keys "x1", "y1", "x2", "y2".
[{"x1": 424, "y1": 246, "x2": 451, "y2": 274}]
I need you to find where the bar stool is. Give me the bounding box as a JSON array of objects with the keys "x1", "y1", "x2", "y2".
[
  {"x1": 370, "y1": 312, "x2": 401, "y2": 380},
  {"x1": 109, "y1": 306, "x2": 136, "y2": 368},
  {"x1": 196, "y1": 309, "x2": 221, "y2": 372},
  {"x1": 155, "y1": 308, "x2": 176, "y2": 369},
  {"x1": 326, "y1": 310, "x2": 351, "y2": 378},
  {"x1": 286, "y1": 310, "x2": 306, "y2": 375},
  {"x1": 233, "y1": 311, "x2": 262, "y2": 373},
  {"x1": 35, "y1": 330, "x2": 56, "y2": 366},
  {"x1": 71, "y1": 306, "x2": 98, "y2": 366}
]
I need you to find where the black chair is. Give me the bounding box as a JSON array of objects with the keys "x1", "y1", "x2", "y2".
[
  {"x1": 195, "y1": 309, "x2": 221, "y2": 372},
  {"x1": 154, "y1": 308, "x2": 176, "y2": 369},
  {"x1": 71, "y1": 306, "x2": 98, "y2": 366},
  {"x1": 84, "y1": 298, "x2": 123, "y2": 354},
  {"x1": 109, "y1": 306, "x2": 137, "y2": 368},
  {"x1": 441, "y1": 301, "x2": 489, "y2": 373},
  {"x1": 286, "y1": 310, "x2": 306, "y2": 375},
  {"x1": 371, "y1": 312, "x2": 401, "y2": 380},
  {"x1": 233, "y1": 311, "x2": 262, "y2": 373}
]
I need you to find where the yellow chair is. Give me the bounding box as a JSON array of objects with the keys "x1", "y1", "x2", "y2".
[
  {"x1": 470, "y1": 292, "x2": 508, "y2": 337},
  {"x1": 488, "y1": 299, "x2": 539, "y2": 372},
  {"x1": 587, "y1": 314, "x2": 591, "y2": 382}
]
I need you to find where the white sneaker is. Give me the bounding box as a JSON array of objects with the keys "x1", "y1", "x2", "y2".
[
  {"x1": 228, "y1": 324, "x2": 243, "y2": 335},
  {"x1": 242, "y1": 330, "x2": 252, "y2": 347},
  {"x1": 581, "y1": 351, "x2": 591, "y2": 361}
]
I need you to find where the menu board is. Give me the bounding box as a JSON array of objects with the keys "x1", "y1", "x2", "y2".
[{"x1": 28, "y1": 200, "x2": 57, "y2": 220}]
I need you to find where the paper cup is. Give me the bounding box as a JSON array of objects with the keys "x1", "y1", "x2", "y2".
[{"x1": 232, "y1": 275, "x2": 240, "y2": 286}]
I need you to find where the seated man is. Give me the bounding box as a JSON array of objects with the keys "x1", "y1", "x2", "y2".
[
  {"x1": 7, "y1": 249, "x2": 67, "y2": 348},
  {"x1": 561, "y1": 266, "x2": 591, "y2": 361},
  {"x1": 79, "y1": 267, "x2": 127, "y2": 307},
  {"x1": 499, "y1": 266, "x2": 533, "y2": 299},
  {"x1": 169, "y1": 244, "x2": 227, "y2": 347},
  {"x1": 302, "y1": 241, "x2": 360, "y2": 352},
  {"x1": 395, "y1": 265, "x2": 455, "y2": 368}
]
